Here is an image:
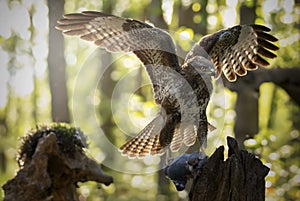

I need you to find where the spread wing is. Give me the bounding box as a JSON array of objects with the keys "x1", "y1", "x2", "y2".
[
  {"x1": 185, "y1": 24, "x2": 279, "y2": 82},
  {"x1": 56, "y1": 11, "x2": 181, "y2": 103}
]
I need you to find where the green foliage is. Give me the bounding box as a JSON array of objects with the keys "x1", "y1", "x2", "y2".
[{"x1": 246, "y1": 83, "x2": 300, "y2": 201}]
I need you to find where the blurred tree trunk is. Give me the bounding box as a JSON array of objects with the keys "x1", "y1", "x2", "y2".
[
  {"x1": 0, "y1": 106, "x2": 8, "y2": 173},
  {"x1": 0, "y1": 86, "x2": 15, "y2": 175},
  {"x1": 98, "y1": 51, "x2": 116, "y2": 144},
  {"x1": 178, "y1": 0, "x2": 208, "y2": 35},
  {"x1": 223, "y1": 1, "x2": 257, "y2": 147},
  {"x1": 144, "y1": 0, "x2": 168, "y2": 30},
  {"x1": 97, "y1": 0, "x2": 117, "y2": 164},
  {"x1": 48, "y1": 0, "x2": 70, "y2": 123},
  {"x1": 175, "y1": 0, "x2": 208, "y2": 64},
  {"x1": 240, "y1": 1, "x2": 257, "y2": 25},
  {"x1": 28, "y1": 7, "x2": 38, "y2": 124}
]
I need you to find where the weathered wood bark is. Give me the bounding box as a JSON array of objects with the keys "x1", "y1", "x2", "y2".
[
  {"x1": 2, "y1": 132, "x2": 113, "y2": 201},
  {"x1": 189, "y1": 137, "x2": 269, "y2": 201}
]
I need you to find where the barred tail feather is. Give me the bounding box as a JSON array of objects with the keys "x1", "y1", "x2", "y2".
[
  {"x1": 170, "y1": 126, "x2": 182, "y2": 152},
  {"x1": 170, "y1": 121, "x2": 216, "y2": 152},
  {"x1": 182, "y1": 123, "x2": 197, "y2": 146},
  {"x1": 119, "y1": 113, "x2": 166, "y2": 158}
]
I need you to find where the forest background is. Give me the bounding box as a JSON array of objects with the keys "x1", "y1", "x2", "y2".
[{"x1": 0, "y1": 0, "x2": 299, "y2": 200}]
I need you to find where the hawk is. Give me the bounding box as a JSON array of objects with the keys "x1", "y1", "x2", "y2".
[{"x1": 56, "y1": 11, "x2": 278, "y2": 158}]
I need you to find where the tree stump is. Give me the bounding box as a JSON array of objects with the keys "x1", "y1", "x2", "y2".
[
  {"x1": 2, "y1": 124, "x2": 113, "y2": 201},
  {"x1": 189, "y1": 137, "x2": 269, "y2": 201}
]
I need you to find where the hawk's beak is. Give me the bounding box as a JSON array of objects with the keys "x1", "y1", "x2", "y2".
[
  {"x1": 210, "y1": 68, "x2": 216, "y2": 77},
  {"x1": 204, "y1": 66, "x2": 216, "y2": 76}
]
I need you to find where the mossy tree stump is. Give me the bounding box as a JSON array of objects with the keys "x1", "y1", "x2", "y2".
[{"x1": 2, "y1": 124, "x2": 113, "y2": 201}]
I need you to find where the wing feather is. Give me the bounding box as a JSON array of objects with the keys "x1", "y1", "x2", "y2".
[
  {"x1": 256, "y1": 31, "x2": 278, "y2": 42},
  {"x1": 257, "y1": 38, "x2": 279, "y2": 51},
  {"x1": 119, "y1": 112, "x2": 166, "y2": 158},
  {"x1": 186, "y1": 24, "x2": 278, "y2": 82},
  {"x1": 56, "y1": 11, "x2": 181, "y2": 103},
  {"x1": 170, "y1": 126, "x2": 182, "y2": 152},
  {"x1": 182, "y1": 124, "x2": 197, "y2": 146}
]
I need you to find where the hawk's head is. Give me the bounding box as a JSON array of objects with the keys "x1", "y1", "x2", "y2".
[{"x1": 182, "y1": 56, "x2": 215, "y2": 76}]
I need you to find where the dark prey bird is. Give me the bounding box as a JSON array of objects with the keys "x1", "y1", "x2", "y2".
[{"x1": 56, "y1": 11, "x2": 278, "y2": 158}]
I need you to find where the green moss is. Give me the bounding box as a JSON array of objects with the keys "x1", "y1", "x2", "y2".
[{"x1": 18, "y1": 123, "x2": 88, "y2": 167}]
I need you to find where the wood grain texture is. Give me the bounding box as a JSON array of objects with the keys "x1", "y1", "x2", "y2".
[{"x1": 189, "y1": 137, "x2": 269, "y2": 201}]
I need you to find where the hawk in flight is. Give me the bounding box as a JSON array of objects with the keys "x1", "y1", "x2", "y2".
[{"x1": 56, "y1": 11, "x2": 278, "y2": 158}]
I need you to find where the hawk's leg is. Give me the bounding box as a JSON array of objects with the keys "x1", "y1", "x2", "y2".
[{"x1": 198, "y1": 111, "x2": 208, "y2": 151}]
